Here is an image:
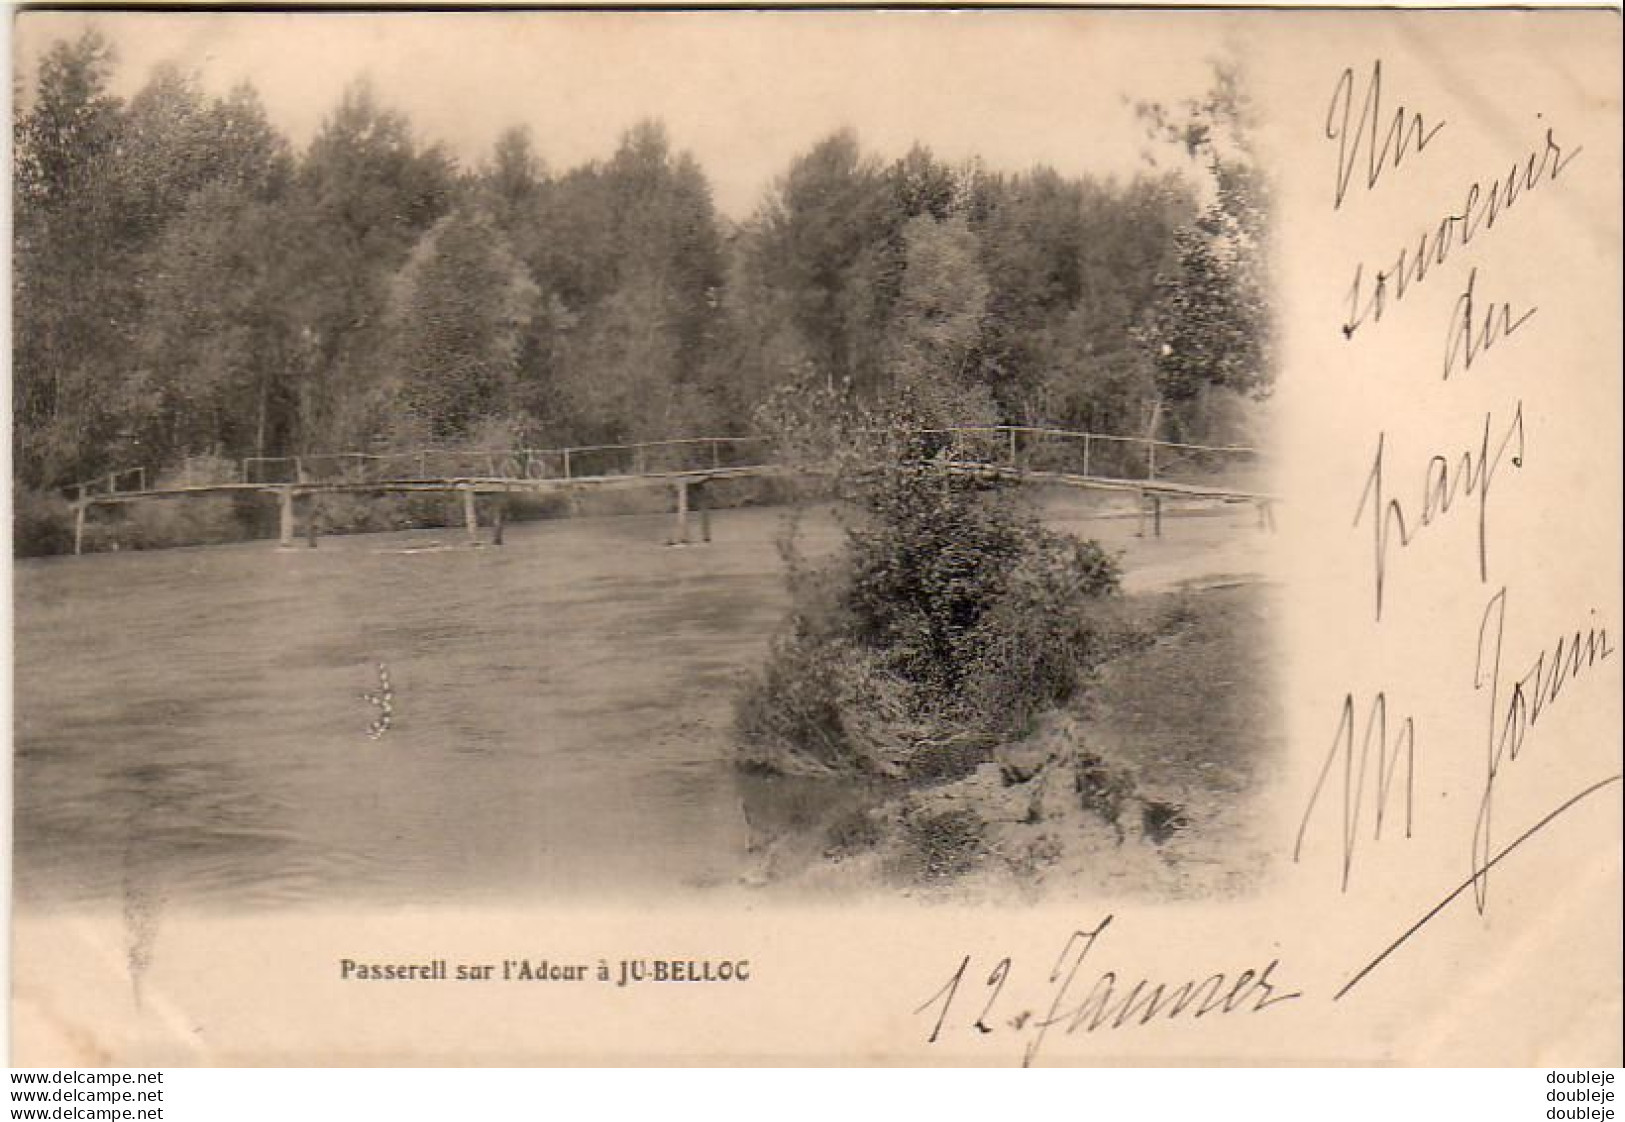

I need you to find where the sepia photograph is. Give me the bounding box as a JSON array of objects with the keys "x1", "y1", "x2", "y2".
[
  {"x1": 7, "y1": 8, "x2": 1619, "y2": 1069},
  {"x1": 12, "y1": 9, "x2": 1278, "y2": 913}
]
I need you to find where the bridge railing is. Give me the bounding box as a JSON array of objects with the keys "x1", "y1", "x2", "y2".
[
  {"x1": 91, "y1": 427, "x2": 1261, "y2": 493},
  {"x1": 65, "y1": 466, "x2": 147, "y2": 501},
  {"x1": 541, "y1": 436, "x2": 774, "y2": 481},
  {"x1": 911, "y1": 425, "x2": 1262, "y2": 487},
  {"x1": 239, "y1": 436, "x2": 777, "y2": 486}
]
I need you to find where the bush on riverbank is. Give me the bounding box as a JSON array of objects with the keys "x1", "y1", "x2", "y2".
[
  {"x1": 736, "y1": 446, "x2": 1121, "y2": 778},
  {"x1": 12, "y1": 486, "x2": 76, "y2": 558},
  {"x1": 738, "y1": 583, "x2": 1280, "y2": 898}
]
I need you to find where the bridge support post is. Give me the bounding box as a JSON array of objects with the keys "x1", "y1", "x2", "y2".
[
  {"x1": 73, "y1": 503, "x2": 86, "y2": 556},
  {"x1": 673, "y1": 480, "x2": 690, "y2": 544},
  {"x1": 278, "y1": 489, "x2": 295, "y2": 547},
  {"x1": 695, "y1": 480, "x2": 711, "y2": 544},
  {"x1": 463, "y1": 488, "x2": 479, "y2": 544},
  {"x1": 305, "y1": 496, "x2": 319, "y2": 548},
  {"x1": 492, "y1": 499, "x2": 506, "y2": 546},
  {"x1": 1136, "y1": 491, "x2": 1163, "y2": 538}
]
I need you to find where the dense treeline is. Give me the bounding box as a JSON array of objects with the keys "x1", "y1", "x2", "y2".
[{"x1": 13, "y1": 31, "x2": 1271, "y2": 547}]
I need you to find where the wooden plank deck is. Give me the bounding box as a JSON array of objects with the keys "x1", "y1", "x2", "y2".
[{"x1": 69, "y1": 463, "x2": 785, "y2": 506}]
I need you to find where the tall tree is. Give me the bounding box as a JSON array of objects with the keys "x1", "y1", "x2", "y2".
[
  {"x1": 381, "y1": 207, "x2": 541, "y2": 444},
  {"x1": 12, "y1": 31, "x2": 133, "y2": 487},
  {"x1": 287, "y1": 78, "x2": 458, "y2": 449},
  {"x1": 750, "y1": 130, "x2": 892, "y2": 394},
  {"x1": 132, "y1": 183, "x2": 306, "y2": 464},
  {"x1": 970, "y1": 168, "x2": 1088, "y2": 419},
  {"x1": 602, "y1": 122, "x2": 725, "y2": 382},
  {"x1": 698, "y1": 230, "x2": 815, "y2": 431},
  {"x1": 13, "y1": 30, "x2": 122, "y2": 214},
  {"x1": 119, "y1": 78, "x2": 297, "y2": 465},
  {"x1": 480, "y1": 124, "x2": 545, "y2": 232},
  {"x1": 1139, "y1": 61, "x2": 1275, "y2": 439},
  {"x1": 540, "y1": 120, "x2": 728, "y2": 443},
  {"x1": 15, "y1": 47, "x2": 304, "y2": 487},
  {"x1": 885, "y1": 213, "x2": 995, "y2": 427}
]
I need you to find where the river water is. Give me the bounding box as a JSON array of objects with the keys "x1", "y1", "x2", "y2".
[{"x1": 13, "y1": 496, "x2": 1267, "y2": 911}]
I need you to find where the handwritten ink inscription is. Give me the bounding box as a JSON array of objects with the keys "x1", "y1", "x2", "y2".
[
  {"x1": 1443, "y1": 268, "x2": 1538, "y2": 381},
  {"x1": 915, "y1": 917, "x2": 1302, "y2": 1066},
  {"x1": 1314, "y1": 57, "x2": 1618, "y2": 1003},
  {"x1": 1470, "y1": 588, "x2": 1616, "y2": 912},
  {"x1": 1337, "y1": 100, "x2": 1580, "y2": 343},
  {"x1": 1326, "y1": 59, "x2": 1446, "y2": 210},
  {"x1": 1294, "y1": 692, "x2": 1416, "y2": 891},
  {"x1": 1351, "y1": 403, "x2": 1525, "y2": 621}
]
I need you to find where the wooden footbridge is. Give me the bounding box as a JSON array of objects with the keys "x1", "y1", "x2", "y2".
[{"x1": 63, "y1": 427, "x2": 1272, "y2": 555}]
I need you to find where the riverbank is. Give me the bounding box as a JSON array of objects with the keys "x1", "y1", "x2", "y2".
[{"x1": 738, "y1": 580, "x2": 1280, "y2": 901}]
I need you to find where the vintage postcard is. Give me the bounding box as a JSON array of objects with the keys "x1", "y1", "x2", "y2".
[{"x1": 7, "y1": 8, "x2": 1620, "y2": 1066}]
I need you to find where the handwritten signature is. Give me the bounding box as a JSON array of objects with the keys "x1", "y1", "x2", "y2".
[
  {"x1": 1470, "y1": 587, "x2": 1616, "y2": 912},
  {"x1": 1296, "y1": 587, "x2": 1617, "y2": 997},
  {"x1": 1293, "y1": 691, "x2": 1416, "y2": 890}
]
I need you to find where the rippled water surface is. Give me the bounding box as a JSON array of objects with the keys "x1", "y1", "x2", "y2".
[{"x1": 14, "y1": 495, "x2": 1264, "y2": 910}]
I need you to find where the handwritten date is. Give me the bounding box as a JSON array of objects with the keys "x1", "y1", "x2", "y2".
[{"x1": 916, "y1": 916, "x2": 1302, "y2": 1066}]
